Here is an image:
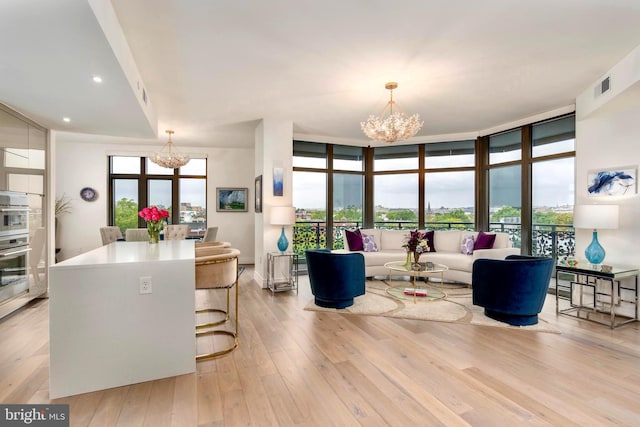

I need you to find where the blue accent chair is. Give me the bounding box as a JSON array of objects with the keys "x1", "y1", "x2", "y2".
[
  {"x1": 472, "y1": 255, "x2": 554, "y2": 326},
  {"x1": 306, "y1": 249, "x2": 366, "y2": 309}
]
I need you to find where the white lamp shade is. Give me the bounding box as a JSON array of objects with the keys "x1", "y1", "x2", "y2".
[
  {"x1": 270, "y1": 206, "x2": 295, "y2": 225},
  {"x1": 573, "y1": 204, "x2": 619, "y2": 229}
]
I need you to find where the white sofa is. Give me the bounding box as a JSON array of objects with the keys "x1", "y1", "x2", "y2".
[{"x1": 337, "y1": 229, "x2": 519, "y2": 285}]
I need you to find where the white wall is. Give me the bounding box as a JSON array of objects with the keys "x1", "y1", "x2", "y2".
[
  {"x1": 55, "y1": 139, "x2": 255, "y2": 264},
  {"x1": 575, "y1": 43, "x2": 640, "y2": 267}
]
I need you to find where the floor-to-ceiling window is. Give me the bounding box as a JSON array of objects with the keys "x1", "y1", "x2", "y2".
[
  {"x1": 292, "y1": 112, "x2": 575, "y2": 260},
  {"x1": 374, "y1": 145, "x2": 419, "y2": 229},
  {"x1": 109, "y1": 156, "x2": 207, "y2": 236},
  {"x1": 424, "y1": 140, "x2": 475, "y2": 230}
]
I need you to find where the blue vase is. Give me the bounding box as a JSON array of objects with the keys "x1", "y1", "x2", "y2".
[
  {"x1": 584, "y1": 230, "x2": 605, "y2": 265},
  {"x1": 277, "y1": 226, "x2": 289, "y2": 252}
]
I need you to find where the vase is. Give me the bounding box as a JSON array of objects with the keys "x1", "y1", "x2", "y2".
[
  {"x1": 148, "y1": 226, "x2": 160, "y2": 244},
  {"x1": 413, "y1": 251, "x2": 421, "y2": 265},
  {"x1": 404, "y1": 251, "x2": 412, "y2": 268}
]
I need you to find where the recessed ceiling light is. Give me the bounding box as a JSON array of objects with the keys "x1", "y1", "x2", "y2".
[
  {"x1": 63, "y1": 117, "x2": 71, "y2": 123},
  {"x1": 92, "y1": 76, "x2": 103, "y2": 83}
]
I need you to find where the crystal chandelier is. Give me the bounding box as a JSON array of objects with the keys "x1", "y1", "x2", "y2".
[
  {"x1": 361, "y1": 82, "x2": 423, "y2": 143},
  {"x1": 149, "y1": 130, "x2": 190, "y2": 169}
]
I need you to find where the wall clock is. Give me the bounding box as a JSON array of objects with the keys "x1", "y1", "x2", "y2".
[{"x1": 80, "y1": 187, "x2": 98, "y2": 202}]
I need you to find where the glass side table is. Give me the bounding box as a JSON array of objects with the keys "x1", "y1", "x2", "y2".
[
  {"x1": 555, "y1": 262, "x2": 639, "y2": 329},
  {"x1": 267, "y1": 252, "x2": 298, "y2": 294}
]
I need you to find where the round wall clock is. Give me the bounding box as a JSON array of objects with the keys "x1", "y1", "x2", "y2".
[{"x1": 80, "y1": 187, "x2": 98, "y2": 202}]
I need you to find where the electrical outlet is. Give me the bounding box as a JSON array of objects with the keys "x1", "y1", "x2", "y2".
[{"x1": 139, "y1": 276, "x2": 152, "y2": 294}]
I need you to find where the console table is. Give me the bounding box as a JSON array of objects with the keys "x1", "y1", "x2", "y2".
[{"x1": 555, "y1": 263, "x2": 638, "y2": 329}]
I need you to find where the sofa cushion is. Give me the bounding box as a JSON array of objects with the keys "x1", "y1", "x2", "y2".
[
  {"x1": 345, "y1": 229, "x2": 364, "y2": 251},
  {"x1": 433, "y1": 230, "x2": 461, "y2": 253},
  {"x1": 380, "y1": 230, "x2": 407, "y2": 251},
  {"x1": 461, "y1": 235, "x2": 475, "y2": 255},
  {"x1": 474, "y1": 231, "x2": 496, "y2": 250},
  {"x1": 424, "y1": 230, "x2": 436, "y2": 252},
  {"x1": 362, "y1": 233, "x2": 379, "y2": 252}
]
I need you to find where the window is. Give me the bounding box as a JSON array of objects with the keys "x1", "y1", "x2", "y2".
[
  {"x1": 490, "y1": 129, "x2": 521, "y2": 164},
  {"x1": 109, "y1": 156, "x2": 207, "y2": 236}
]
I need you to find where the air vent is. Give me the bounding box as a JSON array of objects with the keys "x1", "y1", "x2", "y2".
[{"x1": 594, "y1": 76, "x2": 611, "y2": 98}]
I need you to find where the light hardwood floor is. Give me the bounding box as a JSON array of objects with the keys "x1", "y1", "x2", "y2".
[{"x1": 1, "y1": 266, "x2": 639, "y2": 426}]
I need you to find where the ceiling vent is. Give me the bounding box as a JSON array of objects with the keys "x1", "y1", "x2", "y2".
[{"x1": 594, "y1": 76, "x2": 611, "y2": 98}]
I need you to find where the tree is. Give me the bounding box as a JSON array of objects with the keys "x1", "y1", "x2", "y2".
[
  {"x1": 114, "y1": 198, "x2": 139, "y2": 232},
  {"x1": 491, "y1": 206, "x2": 521, "y2": 223},
  {"x1": 432, "y1": 209, "x2": 472, "y2": 223},
  {"x1": 386, "y1": 210, "x2": 417, "y2": 221}
]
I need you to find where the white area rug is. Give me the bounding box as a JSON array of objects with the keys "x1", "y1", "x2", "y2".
[{"x1": 304, "y1": 279, "x2": 561, "y2": 333}]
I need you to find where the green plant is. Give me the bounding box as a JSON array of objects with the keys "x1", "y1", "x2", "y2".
[{"x1": 55, "y1": 194, "x2": 72, "y2": 217}]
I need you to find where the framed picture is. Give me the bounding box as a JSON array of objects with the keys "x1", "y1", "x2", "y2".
[
  {"x1": 587, "y1": 166, "x2": 637, "y2": 196},
  {"x1": 273, "y1": 167, "x2": 283, "y2": 196},
  {"x1": 255, "y1": 175, "x2": 262, "y2": 213},
  {"x1": 216, "y1": 187, "x2": 248, "y2": 212}
]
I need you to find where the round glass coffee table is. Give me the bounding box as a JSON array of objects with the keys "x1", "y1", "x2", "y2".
[{"x1": 384, "y1": 261, "x2": 449, "y2": 303}]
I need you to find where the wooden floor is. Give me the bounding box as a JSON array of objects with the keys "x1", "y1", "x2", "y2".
[{"x1": 1, "y1": 266, "x2": 639, "y2": 426}]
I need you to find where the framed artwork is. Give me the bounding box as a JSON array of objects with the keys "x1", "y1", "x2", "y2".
[
  {"x1": 216, "y1": 187, "x2": 248, "y2": 212},
  {"x1": 255, "y1": 175, "x2": 262, "y2": 213},
  {"x1": 587, "y1": 166, "x2": 637, "y2": 196},
  {"x1": 273, "y1": 167, "x2": 283, "y2": 196}
]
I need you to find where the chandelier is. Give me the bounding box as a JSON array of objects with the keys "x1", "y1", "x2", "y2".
[
  {"x1": 149, "y1": 130, "x2": 190, "y2": 169},
  {"x1": 360, "y1": 82, "x2": 423, "y2": 143}
]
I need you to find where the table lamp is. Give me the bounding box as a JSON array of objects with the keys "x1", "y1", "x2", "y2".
[
  {"x1": 270, "y1": 206, "x2": 295, "y2": 252},
  {"x1": 573, "y1": 204, "x2": 619, "y2": 265}
]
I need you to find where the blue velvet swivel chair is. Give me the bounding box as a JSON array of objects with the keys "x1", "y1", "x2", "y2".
[
  {"x1": 306, "y1": 249, "x2": 366, "y2": 309},
  {"x1": 472, "y1": 255, "x2": 554, "y2": 326}
]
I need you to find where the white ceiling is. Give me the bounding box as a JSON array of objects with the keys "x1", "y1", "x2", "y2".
[{"x1": 2, "y1": 0, "x2": 640, "y2": 149}]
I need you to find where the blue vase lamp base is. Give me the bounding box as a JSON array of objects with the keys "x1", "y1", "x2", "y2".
[
  {"x1": 277, "y1": 226, "x2": 289, "y2": 252},
  {"x1": 584, "y1": 230, "x2": 605, "y2": 265}
]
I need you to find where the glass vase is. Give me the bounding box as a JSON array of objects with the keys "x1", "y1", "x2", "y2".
[{"x1": 148, "y1": 226, "x2": 160, "y2": 244}]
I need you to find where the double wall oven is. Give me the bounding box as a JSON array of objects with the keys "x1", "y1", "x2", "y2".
[{"x1": 0, "y1": 191, "x2": 29, "y2": 304}]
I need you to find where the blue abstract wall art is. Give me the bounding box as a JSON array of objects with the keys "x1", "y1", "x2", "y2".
[
  {"x1": 587, "y1": 166, "x2": 636, "y2": 196},
  {"x1": 273, "y1": 167, "x2": 284, "y2": 196}
]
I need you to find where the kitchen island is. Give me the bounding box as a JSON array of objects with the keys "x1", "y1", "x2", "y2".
[{"x1": 48, "y1": 240, "x2": 195, "y2": 398}]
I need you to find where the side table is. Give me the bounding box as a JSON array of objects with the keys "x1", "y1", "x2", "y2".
[
  {"x1": 555, "y1": 263, "x2": 638, "y2": 329},
  {"x1": 267, "y1": 252, "x2": 298, "y2": 293}
]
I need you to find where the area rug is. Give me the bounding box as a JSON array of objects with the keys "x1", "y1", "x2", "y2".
[{"x1": 304, "y1": 279, "x2": 561, "y2": 333}]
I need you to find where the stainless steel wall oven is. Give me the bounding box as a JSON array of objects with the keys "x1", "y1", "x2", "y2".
[{"x1": 0, "y1": 191, "x2": 29, "y2": 304}]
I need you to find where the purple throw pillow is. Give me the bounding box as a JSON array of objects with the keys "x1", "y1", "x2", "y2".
[
  {"x1": 361, "y1": 233, "x2": 378, "y2": 252},
  {"x1": 461, "y1": 235, "x2": 475, "y2": 255},
  {"x1": 474, "y1": 231, "x2": 496, "y2": 250},
  {"x1": 345, "y1": 229, "x2": 364, "y2": 251},
  {"x1": 424, "y1": 230, "x2": 436, "y2": 252}
]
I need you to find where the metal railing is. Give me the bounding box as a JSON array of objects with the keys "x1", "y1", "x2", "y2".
[{"x1": 293, "y1": 221, "x2": 575, "y2": 263}]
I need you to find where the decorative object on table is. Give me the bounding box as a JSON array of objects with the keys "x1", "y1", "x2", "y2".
[
  {"x1": 587, "y1": 166, "x2": 636, "y2": 196},
  {"x1": 566, "y1": 257, "x2": 579, "y2": 267},
  {"x1": 79, "y1": 187, "x2": 97, "y2": 202},
  {"x1": 149, "y1": 130, "x2": 190, "y2": 169},
  {"x1": 270, "y1": 206, "x2": 295, "y2": 252},
  {"x1": 138, "y1": 206, "x2": 169, "y2": 243},
  {"x1": 360, "y1": 82, "x2": 423, "y2": 143},
  {"x1": 402, "y1": 230, "x2": 430, "y2": 268},
  {"x1": 573, "y1": 204, "x2": 618, "y2": 265},
  {"x1": 600, "y1": 264, "x2": 613, "y2": 273},
  {"x1": 273, "y1": 167, "x2": 284, "y2": 196},
  {"x1": 216, "y1": 187, "x2": 248, "y2": 212},
  {"x1": 254, "y1": 175, "x2": 262, "y2": 213}
]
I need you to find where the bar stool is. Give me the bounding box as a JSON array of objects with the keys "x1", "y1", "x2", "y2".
[{"x1": 195, "y1": 247, "x2": 240, "y2": 361}]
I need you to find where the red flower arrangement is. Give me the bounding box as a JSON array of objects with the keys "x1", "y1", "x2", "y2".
[
  {"x1": 139, "y1": 206, "x2": 170, "y2": 243},
  {"x1": 402, "y1": 229, "x2": 430, "y2": 254}
]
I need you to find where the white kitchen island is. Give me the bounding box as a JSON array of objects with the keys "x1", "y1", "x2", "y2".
[{"x1": 49, "y1": 240, "x2": 196, "y2": 399}]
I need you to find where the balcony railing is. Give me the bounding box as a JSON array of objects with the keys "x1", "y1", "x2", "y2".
[{"x1": 293, "y1": 221, "x2": 575, "y2": 263}]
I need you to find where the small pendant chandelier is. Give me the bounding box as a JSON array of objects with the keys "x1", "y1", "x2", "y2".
[
  {"x1": 361, "y1": 82, "x2": 423, "y2": 143},
  {"x1": 149, "y1": 130, "x2": 190, "y2": 169}
]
